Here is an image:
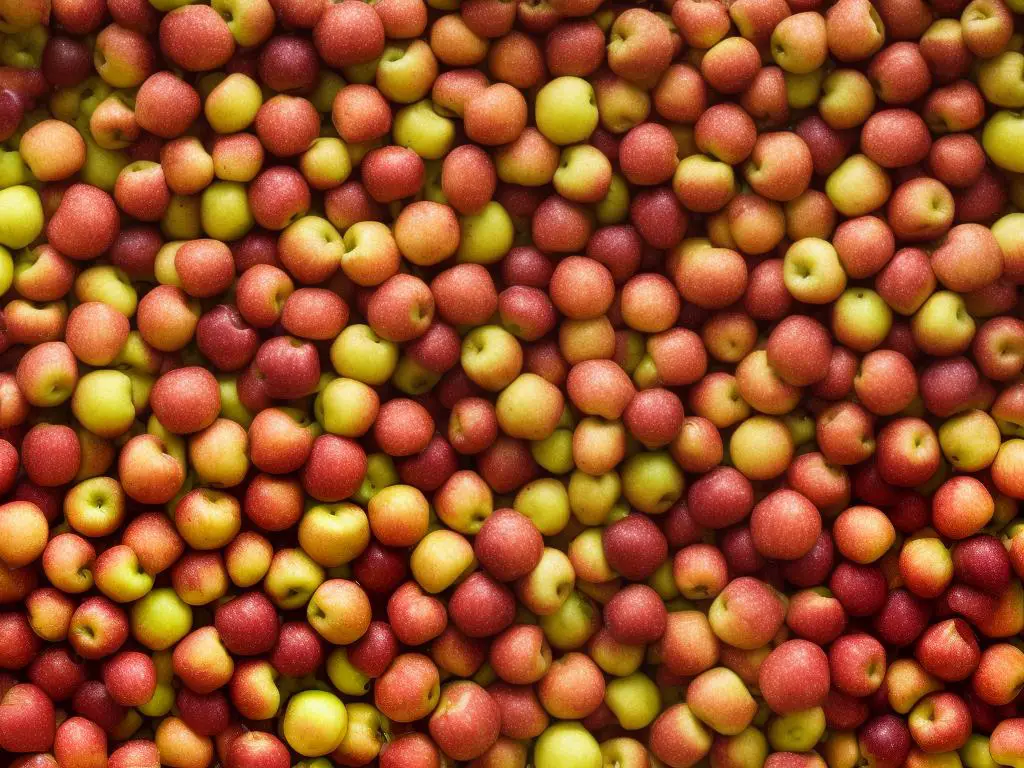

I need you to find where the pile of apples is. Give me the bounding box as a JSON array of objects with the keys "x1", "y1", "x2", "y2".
[{"x1": 1, "y1": 0, "x2": 1024, "y2": 764}]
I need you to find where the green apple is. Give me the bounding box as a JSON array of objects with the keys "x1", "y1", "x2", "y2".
[
  {"x1": 162, "y1": 194, "x2": 203, "y2": 240},
  {"x1": 514, "y1": 478, "x2": 570, "y2": 536},
  {"x1": 375, "y1": 40, "x2": 436, "y2": 104},
  {"x1": 393, "y1": 100, "x2": 455, "y2": 160},
  {"x1": 310, "y1": 72, "x2": 345, "y2": 113},
  {"x1": 783, "y1": 237, "x2": 848, "y2": 304},
  {"x1": 939, "y1": 409, "x2": 1002, "y2": 472},
  {"x1": 961, "y1": 734, "x2": 999, "y2": 768},
  {"x1": 1, "y1": 26, "x2": 45, "y2": 69},
  {"x1": 264, "y1": 548, "x2": 326, "y2": 610},
  {"x1": 300, "y1": 137, "x2": 352, "y2": 190},
  {"x1": 621, "y1": 451, "x2": 684, "y2": 514},
  {"x1": 983, "y1": 111, "x2": 1024, "y2": 173},
  {"x1": 786, "y1": 70, "x2": 826, "y2": 108},
  {"x1": 785, "y1": 410, "x2": 816, "y2": 445},
  {"x1": 831, "y1": 288, "x2": 893, "y2": 352},
  {"x1": 112, "y1": 333, "x2": 158, "y2": 377},
  {"x1": 283, "y1": 690, "x2": 349, "y2": 757},
  {"x1": 419, "y1": 158, "x2": 447, "y2": 203},
  {"x1": 0, "y1": 185, "x2": 43, "y2": 248},
  {"x1": 0, "y1": 245, "x2": 12, "y2": 295},
  {"x1": 768, "y1": 707, "x2": 827, "y2": 752},
  {"x1": 992, "y1": 213, "x2": 1024, "y2": 273},
  {"x1": 819, "y1": 69, "x2": 876, "y2": 129},
  {"x1": 316, "y1": 377, "x2": 379, "y2": 437},
  {"x1": 330, "y1": 324, "x2": 399, "y2": 386},
  {"x1": 123, "y1": 371, "x2": 153, "y2": 414},
  {"x1": 131, "y1": 588, "x2": 193, "y2": 651},
  {"x1": 461, "y1": 324, "x2": 523, "y2": 391},
  {"x1": 825, "y1": 154, "x2": 892, "y2": 217},
  {"x1": 80, "y1": 128, "x2": 129, "y2": 191},
  {"x1": 152, "y1": 240, "x2": 183, "y2": 287},
  {"x1": 0, "y1": 149, "x2": 31, "y2": 189},
  {"x1": 634, "y1": 354, "x2": 660, "y2": 389},
  {"x1": 327, "y1": 648, "x2": 371, "y2": 696},
  {"x1": 516, "y1": 547, "x2": 575, "y2": 615},
  {"x1": 532, "y1": 428, "x2": 575, "y2": 475},
  {"x1": 201, "y1": 181, "x2": 254, "y2": 241},
  {"x1": 351, "y1": 453, "x2": 399, "y2": 507},
  {"x1": 456, "y1": 201, "x2": 515, "y2": 264},
  {"x1": 496, "y1": 372, "x2": 563, "y2": 441},
  {"x1": 410, "y1": 529, "x2": 476, "y2": 594},
  {"x1": 594, "y1": 173, "x2": 631, "y2": 224},
  {"x1": 54, "y1": 77, "x2": 112, "y2": 123},
  {"x1": 591, "y1": 628, "x2": 645, "y2": 676},
  {"x1": 204, "y1": 73, "x2": 262, "y2": 133},
  {"x1": 539, "y1": 589, "x2": 599, "y2": 650},
  {"x1": 912, "y1": 291, "x2": 976, "y2": 357},
  {"x1": 72, "y1": 370, "x2": 136, "y2": 438},
  {"x1": 64, "y1": 476, "x2": 125, "y2": 541},
  {"x1": 535, "y1": 77, "x2": 600, "y2": 145},
  {"x1": 75, "y1": 265, "x2": 138, "y2": 316},
  {"x1": 605, "y1": 673, "x2": 662, "y2": 730},
  {"x1": 390, "y1": 356, "x2": 442, "y2": 395},
  {"x1": 473, "y1": 662, "x2": 497, "y2": 687},
  {"x1": 342, "y1": 58, "x2": 380, "y2": 85},
  {"x1": 218, "y1": 375, "x2": 255, "y2": 427},
  {"x1": 197, "y1": 72, "x2": 225, "y2": 100},
  {"x1": 568, "y1": 469, "x2": 622, "y2": 526},
  {"x1": 534, "y1": 722, "x2": 602, "y2": 768},
  {"x1": 299, "y1": 502, "x2": 370, "y2": 568},
  {"x1": 649, "y1": 560, "x2": 682, "y2": 601},
  {"x1": 978, "y1": 52, "x2": 1024, "y2": 108},
  {"x1": 139, "y1": 651, "x2": 176, "y2": 717},
  {"x1": 95, "y1": 545, "x2": 155, "y2": 603},
  {"x1": 210, "y1": 0, "x2": 275, "y2": 47}
]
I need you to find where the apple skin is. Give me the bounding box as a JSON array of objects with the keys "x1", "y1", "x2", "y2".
[
  {"x1": 649, "y1": 703, "x2": 714, "y2": 768},
  {"x1": 172, "y1": 626, "x2": 235, "y2": 695},
  {"x1": 99, "y1": 647, "x2": 152, "y2": 706},
  {"x1": 916, "y1": 618, "x2": 982, "y2": 682},
  {"x1": 374, "y1": 653, "x2": 441, "y2": 723},
  {"x1": 0, "y1": 500, "x2": 49, "y2": 568},
  {"x1": 858, "y1": 714, "x2": 912, "y2": 768},
  {"x1": 954, "y1": 534, "x2": 1012, "y2": 595},
  {"x1": 0, "y1": 682, "x2": 56, "y2": 753},
  {"x1": 54, "y1": 716, "x2": 108, "y2": 768},
  {"x1": 833, "y1": 505, "x2": 896, "y2": 564},
  {"x1": 475, "y1": 508, "x2": 544, "y2": 582},
  {"x1": 708, "y1": 577, "x2": 785, "y2": 650},
  {"x1": 759, "y1": 640, "x2": 832, "y2": 715},
  {"x1": 429, "y1": 681, "x2": 501, "y2": 760},
  {"x1": 281, "y1": 689, "x2": 350, "y2": 757},
  {"x1": 750, "y1": 489, "x2": 822, "y2": 561},
  {"x1": 685, "y1": 666, "x2": 757, "y2": 736},
  {"x1": 991, "y1": 719, "x2": 1024, "y2": 768},
  {"x1": 107, "y1": 739, "x2": 160, "y2": 768},
  {"x1": 908, "y1": 692, "x2": 972, "y2": 754}
]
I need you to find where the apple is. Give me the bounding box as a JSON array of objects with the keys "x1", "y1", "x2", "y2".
[
  {"x1": 535, "y1": 722, "x2": 602, "y2": 768},
  {"x1": 2, "y1": 2, "x2": 1024, "y2": 763}
]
